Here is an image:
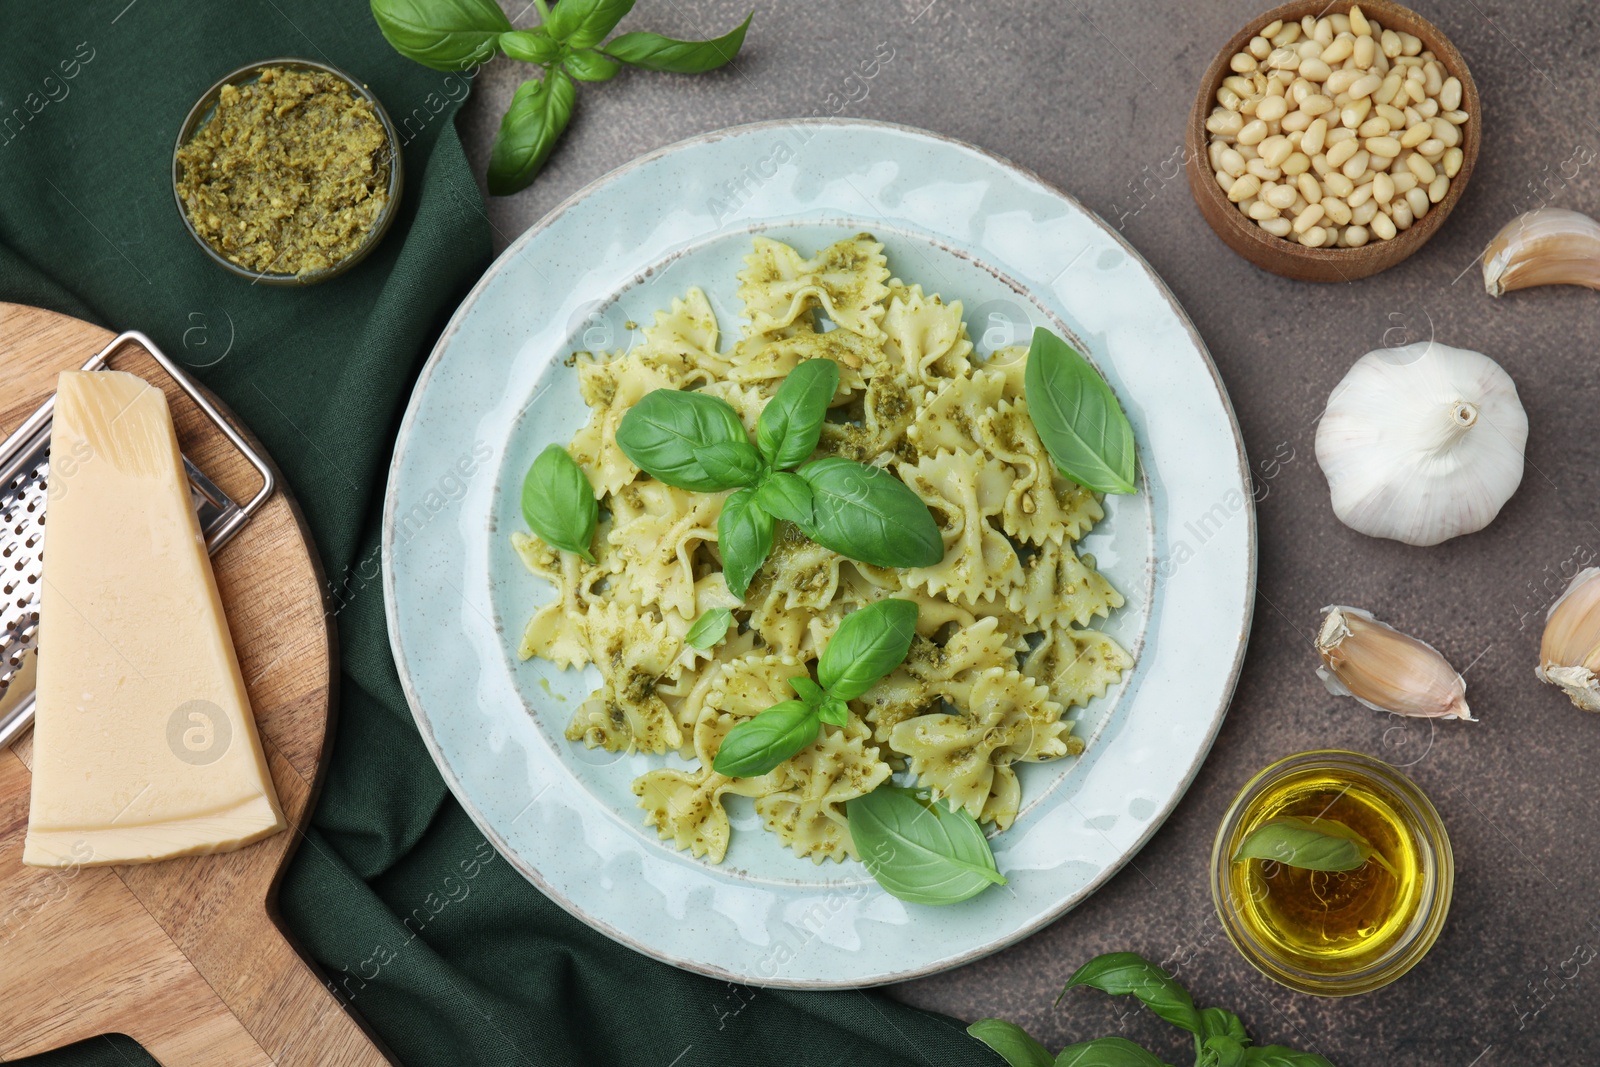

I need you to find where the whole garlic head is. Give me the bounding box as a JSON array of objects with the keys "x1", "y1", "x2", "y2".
[{"x1": 1315, "y1": 341, "x2": 1528, "y2": 547}]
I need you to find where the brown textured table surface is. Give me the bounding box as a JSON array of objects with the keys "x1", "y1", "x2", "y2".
[{"x1": 459, "y1": 2, "x2": 1600, "y2": 1063}]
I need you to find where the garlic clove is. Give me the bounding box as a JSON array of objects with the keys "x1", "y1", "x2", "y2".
[
  {"x1": 1315, "y1": 341, "x2": 1528, "y2": 546},
  {"x1": 1483, "y1": 208, "x2": 1600, "y2": 297},
  {"x1": 1316, "y1": 606, "x2": 1474, "y2": 720},
  {"x1": 1535, "y1": 567, "x2": 1600, "y2": 711}
]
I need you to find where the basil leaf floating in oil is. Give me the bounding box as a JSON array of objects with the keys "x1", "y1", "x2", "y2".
[
  {"x1": 715, "y1": 487, "x2": 774, "y2": 598},
  {"x1": 1024, "y1": 326, "x2": 1137, "y2": 495},
  {"x1": 603, "y1": 13, "x2": 753, "y2": 73},
  {"x1": 796, "y1": 457, "x2": 944, "y2": 568},
  {"x1": 846, "y1": 785, "x2": 1005, "y2": 906},
  {"x1": 1060, "y1": 952, "x2": 1202, "y2": 1036},
  {"x1": 616, "y1": 389, "x2": 751, "y2": 491},
  {"x1": 488, "y1": 69, "x2": 576, "y2": 196},
  {"x1": 1231, "y1": 817, "x2": 1391, "y2": 874},
  {"x1": 370, "y1": 0, "x2": 511, "y2": 71},
  {"x1": 711, "y1": 699, "x2": 818, "y2": 778},
  {"x1": 1051, "y1": 1037, "x2": 1171, "y2": 1067},
  {"x1": 684, "y1": 607, "x2": 733, "y2": 650},
  {"x1": 964, "y1": 1019, "x2": 1054, "y2": 1067},
  {"x1": 817, "y1": 598, "x2": 919, "y2": 699},
  {"x1": 521, "y1": 443, "x2": 597, "y2": 562},
  {"x1": 756, "y1": 357, "x2": 838, "y2": 469},
  {"x1": 753, "y1": 470, "x2": 814, "y2": 527}
]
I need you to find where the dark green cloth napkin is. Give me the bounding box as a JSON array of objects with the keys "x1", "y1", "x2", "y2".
[{"x1": 0, "y1": 4, "x2": 989, "y2": 1065}]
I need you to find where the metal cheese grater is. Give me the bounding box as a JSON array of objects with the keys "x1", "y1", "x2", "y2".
[{"x1": 0, "y1": 330, "x2": 275, "y2": 749}]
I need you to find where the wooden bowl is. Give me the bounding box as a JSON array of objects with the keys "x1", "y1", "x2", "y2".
[{"x1": 1186, "y1": 0, "x2": 1480, "y2": 282}]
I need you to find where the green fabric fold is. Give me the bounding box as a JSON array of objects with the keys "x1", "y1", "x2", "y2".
[{"x1": 0, "y1": 3, "x2": 993, "y2": 1065}]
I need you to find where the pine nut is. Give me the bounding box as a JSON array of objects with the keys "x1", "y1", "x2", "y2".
[
  {"x1": 1268, "y1": 47, "x2": 1300, "y2": 70},
  {"x1": 1322, "y1": 37, "x2": 1355, "y2": 64},
  {"x1": 1249, "y1": 35, "x2": 1273, "y2": 59},
  {"x1": 1271, "y1": 24, "x2": 1301, "y2": 48},
  {"x1": 1265, "y1": 183, "x2": 1298, "y2": 209},
  {"x1": 1311, "y1": 152, "x2": 1333, "y2": 176},
  {"x1": 1218, "y1": 86, "x2": 1243, "y2": 110},
  {"x1": 1348, "y1": 182, "x2": 1374, "y2": 208},
  {"x1": 1299, "y1": 58, "x2": 1332, "y2": 82},
  {"x1": 1348, "y1": 73, "x2": 1382, "y2": 98},
  {"x1": 1406, "y1": 154, "x2": 1437, "y2": 183},
  {"x1": 1353, "y1": 35, "x2": 1377, "y2": 69},
  {"x1": 1374, "y1": 74, "x2": 1402, "y2": 105},
  {"x1": 1350, "y1": 5, "x2": 1371, "y2": 35},
  {"x1": 1391, "y1": 169, "x2": 1418, "y2": 194},
  {"x1": 1442, "y1": 147, "x2": 1463, "y2": 178},
  {"x1": 1358, "y1": 117, "x2": 1390, "y2": 138},
  {"x1": 1216, "y1": 170, "x2": 1234, "y2": 192},
  {"x1": 1293, "y1": 203, "x2": 1326, "y2": 233},
  {"x1": 1302, "y1": 118, "x2": 1329, "y2": 155},
  {"x1": 1297, "y1": 173, "x2": 1323, "y2": 203},
  {"x1": 1259, "y1": 216, "x2": 1293, "y2": 237},
  {"x1": 1281, "y1": 151, "x2": 1312, "y2": 175},
  {"x1": 1325, "y1": 68, "x2": 1364, "y2": 95},
  {"x1": 1247, "y1": 158, "x2": 1281, "y2": 180},
  {"x1": 1321, "y1": 196, "x2": 1353, "y2": 225},
  {"x1": 1391, "y1": 199, "x2": 1414, "y2": 229},
  {"x1": 1327, "y1": 126, "x2": 1357, "y2": 145},
  {"x1": 1300, "y1": 94, "x2": 1335, "y2": 116},
  {"x1": 1231, "y1": 52, "x2": 1258, "y2": 73},
  {"x1": 1351, "y1": 199, "x2": 1379, "y2": 226},
  {"x1": 1228, "y1": 174, "x2": 1262, "y2": 202},
  {"x1": 1343, "y1": 224, "x2": 1371, "y2": 246},
  {"x1": 1341, "y1": 99, "x2": 1372, "y2": 128},
  {"x1": 1443, "y1": 109, "x2": 1469, "y2": 124},
  {"x1": 1256, "y1": 96, "x2": 1289, "y2": 122},
  {"x1": 1259, "y1": 135, "x2": 1294, "y2": 167},
  {"x1": 1440, "y1": 76, "x2": 1462, "y2": 110},
  {"x1": 1219, "y1": 147, "x2": 1246, "y2": 176},
  {"x1": 1400, "y1": 33, "x2": 1422, "y2": 56},
  {"x1": 1366, "y1": 136, "x2": 1402, "y2": 158},
  {"x1": 1417, "y1": 138, "x2": 1446, "y2": 160},
  {"x1": 1326, "y1": 139, "x2": 1359, "y2": 168},
  {"x1": 1406, "y1": 185, "x2": 1430, "y2": 217},
  {"x1": 1323, "y1": 171, "x2": 1355, "y2": 198},
  {"x1": 1431, "y1": 117, "x2": 1460, "y2": 146},
  {"x1": 1282, "y1": 109, "x2": 1313, "y2": 132},
  {"x1": 1427, "y1": 174, "x2": 1450, "y2": 203},
  {"x1": 1400, "y1": 123, "x2": 1432, "y2": 148},
  {"x1": 1341, "y1": 149, "x2": 1371, "y2": 180},
  {"x1": 1372, "y1": 212, "x2": 1397, "y2": 240},
  {"x1": 1300, "y1": 225, "x2": 1328, "y2": 247},
  {"x1": 1248, "y1": 199, "x2": 1280, "y2": 220},
  {"x1": 1381, "y1": 29, "x2": 1402, "y2": 58},
  {"x1": 1372, "y1": 172, "x2": 1394, "y2": 203}
]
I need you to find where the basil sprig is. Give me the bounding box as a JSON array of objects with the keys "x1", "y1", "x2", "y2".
[
  {"x1": 521, "y1": 443, "x2": 597, "y2": 562},
  {"x1": 712, "y1": 599, "x2": 916, "y2": 778},
  {"x1": 846, "y1": 785, "x2": 1005, "y2": 906},
  {"x1": 616, "y1": 361, "x2": 943, "y2": 596},
  {"x1": 684, "y1": 607, "x2": 733, "y2": 650},
  {"x1": 971, "y1": 952, "x2": 1336, "y2": 1067},
  {"x1": 370, "y1": 0, "x2": 751, "y2": 195},
  {"x1": 1233, "y1": 816, "x2": 1398, "y2": 876},
  {"x1": 1024, "y1": 327, "x2": 1137, "y2": 495}
]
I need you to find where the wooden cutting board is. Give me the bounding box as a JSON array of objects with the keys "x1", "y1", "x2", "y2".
[{"x1": 0, "y1": 304, "x2": 392, "y2": 1066}]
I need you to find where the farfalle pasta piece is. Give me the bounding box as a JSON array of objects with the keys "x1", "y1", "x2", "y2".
[
  {"x1": 635, "y1": 712, "x2": 788, "y2": 862},
  {"x1": 1023, "y1": 625, "x2": 1132, "y2": 711},
  {"x1": 881, "y1": 282, "x2": 973, "y2": 382},
  {"x1": 980, "y1": 397, "x2": 1105, "y2": 545},
  {"x1": 564, "y1": 603, "x2": 683, "y2": 753},
  {"x1": 570, "y1": 353, "x2": 678, "y2": 495},
  {"x1": 980, "y1": 344, "x2": 1028, "y2": 400},
  {"x1": 901, "y1": 450, "x2": 1024, "y2": 604},
  {"x1": 1005, "y1": 539, "x2": 1123, "y2": 629},
  {"x1": 632, "y1": 288, "x2": 729, "y2": 382},
  {"x1": 605, "y1": 480, "x2": 724, "y2": 619},
  {"x1": 724, "y1": 326, "x2": 875, "y2": 394},
  {"x1": 905, "y1": 370, "x2": 1006, "y2": 457},
  {"x1": 736, "y1": 234, "x2": 890, "y2": 340},
  {"x1": 816, "y1": 371, "x2": 920, "y2": 464},
  {"x1": 754, "y1": 718, "x2": 891, "y2": 862}
]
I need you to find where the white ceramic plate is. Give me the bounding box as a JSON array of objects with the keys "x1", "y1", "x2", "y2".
[{"x1": 383, "y1": 120, "x2": 1255, "y2": 988}]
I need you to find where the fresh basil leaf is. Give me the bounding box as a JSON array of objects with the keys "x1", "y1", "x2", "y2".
[
  {"x1": 796, "y1": 457, "x2": 944, "y2": 568},
  {"x1": 617, "y1": 389, "x2": 752, "y2": 491},
  {"x1": 711, "y1": 700, "x2": 818, "y2": 777},
  {"x1": 698, "y1": 439, "x2": 764, "y2": 488},
  {"x1": 1199, "y1": 1008, "x2": 1249, "y2": 1045},
  {"x1": 1249, "y1": 815, "x2": 1400, "y2": 875},
  {"x1": 788, "y1": 675, "x2": 826, "y2": 707},
  {"x1": 488, "y1": 70, "x2": 575, "y2": 196},
  {"x1": 754, "y1": 471, "x2": 814, "y2": 527},
  {"x1": 966, "y1": 1019, "x2": 1053, "y2": 1067},
  {"x1": 817, "y1": 697, "x2": 850, "y2": 727},
  {"x1": 1243, "y1": 1047, "x2": 1335, "y2": 1067},
  {"x1": 603, "y1": 12, "x2": 752, "y2": 73},
  {"x1": 521, "y1": 443, "x2": 596, "y2": 562},
  {"x1": 757, "y1": 358, "x2": 838, "y2": 469},
  {"x1": 1232, "y1": 819, "x2": 1377, "y2": 873},
  {"x1": 371, "y1": 0, "x2": 511, "y2": 71},
  {"x1": 1203, "y1": 1036, "x2": 1248, "y2": 1067},
  {"x1": 1051, "y1": 1038, "x2": 1170, "y2": 1067},
  {"x1": 847, "y1": 786, "x2": 1005, "y2": 905},
  {"x1": 817, "y1": 598, "x2": 918, "y2": 699},
  {"x1": 685, "y1": 608, "x2": 733, "y2": 650},
  {"x1": 564, "y1": 48, "x2": 621, "y2": 81},
  {"x1": 543, "y1": 0, "x2": 634, "y2": 48},
  {"x1": 716, "y1": 488, "x2": 773, "y2": 598},
  {"x1": 1060, "y1": 953, "x2": 1201, "y2": 1035},
  {"x1": 499, "y1": 28, "x2": 562, "y2": 64},
  {"x1": 1023, "y1": 327, "x2": 1137, "y2": 495}
]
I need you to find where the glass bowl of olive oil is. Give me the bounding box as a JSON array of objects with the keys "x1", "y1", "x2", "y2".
[{"x1": 1212, "y1": 750, "x2": 1453, "y2": 996}]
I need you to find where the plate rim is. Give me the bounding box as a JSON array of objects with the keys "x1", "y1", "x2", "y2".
[{"x1": 382, "y1": 116, "x2": 1258, "y2": 987}]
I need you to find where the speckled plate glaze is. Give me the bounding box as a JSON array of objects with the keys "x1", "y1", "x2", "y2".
[{"x1": 383, "y1": 119, "x2": 1255, "y2": 988}]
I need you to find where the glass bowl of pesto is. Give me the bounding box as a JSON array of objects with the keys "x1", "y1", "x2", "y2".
[
  {"x1": 172, "y1": 58, "x2": 403, "y2": 286},
  {"x1": 1211, "y1": 749, "x2": 1454, "y2": 996}
]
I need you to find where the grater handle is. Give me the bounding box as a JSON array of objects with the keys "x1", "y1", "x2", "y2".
[{"x1": 0, "y1": 331, "x2": 275, "y2": 749}]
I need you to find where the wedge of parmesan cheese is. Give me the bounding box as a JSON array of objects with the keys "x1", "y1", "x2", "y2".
[{"x1": 22, "y1": 370, "x2": 285, "y2": 866}]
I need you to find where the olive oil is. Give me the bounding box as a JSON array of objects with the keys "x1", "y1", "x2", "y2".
[{"x1": 1228, "y1": 769, "x2": 1421, "y2": 971}]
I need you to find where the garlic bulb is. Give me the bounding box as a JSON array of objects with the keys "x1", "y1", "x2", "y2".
[
  {"x1": 1536, "y1": 567, "x2": 1600, "y2": 711},
  {"x1": 1483, "y1": 208, "x2": 1600, "y2": 297},
  {"x1": 1317, "y1": 606, "x2": 1474, "y2": 721},
  {"x1": 1315, "y1": 342, "x2": 1528, "y2": 546}
]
